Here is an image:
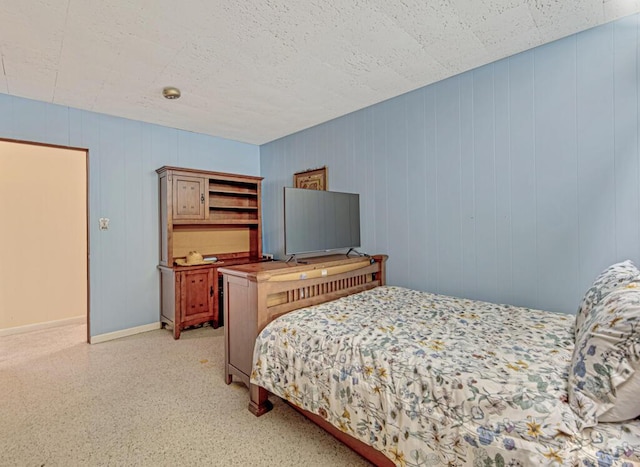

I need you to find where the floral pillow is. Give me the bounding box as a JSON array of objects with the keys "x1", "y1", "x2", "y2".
[
  {"x1": 569, "y1": 279, "x2": 640, "y2": 427},
  {"x1": 575, "y1": 260, "x2": 639, "y2": 339}
]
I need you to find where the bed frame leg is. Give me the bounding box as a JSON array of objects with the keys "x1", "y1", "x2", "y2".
[{"x1": 248, "y1": 384, "x2": 273, "y2": 417}]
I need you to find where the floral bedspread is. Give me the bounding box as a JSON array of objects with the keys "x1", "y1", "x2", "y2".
[{"x1": 251, "y1": 286, "x2": 640, "y2": 466}]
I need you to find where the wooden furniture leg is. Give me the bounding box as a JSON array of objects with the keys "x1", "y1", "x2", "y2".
[
  {"x1": 249, "y1": 384, "x2": 273, "y2": 416},
  {"x1": 224, "y1": 360, "x2": 232, "y2": 384}
]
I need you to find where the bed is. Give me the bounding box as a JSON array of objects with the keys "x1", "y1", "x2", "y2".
[{"x1": 246, "y1": 258, "x2": 640, "y2": 466}]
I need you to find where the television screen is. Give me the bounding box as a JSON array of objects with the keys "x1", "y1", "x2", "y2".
[{"x1": 284, "y1": 187, "x2": 361, "y2": 256}]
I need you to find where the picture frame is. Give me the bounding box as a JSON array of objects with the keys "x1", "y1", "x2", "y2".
[{"x1": 293, "y1": 166, "x2": 328, "y2": 190}]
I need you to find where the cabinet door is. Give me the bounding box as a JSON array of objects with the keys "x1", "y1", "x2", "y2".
[
  {"x1": 180, "y1": 268, "x2": 214, "y2": 325},
  {"x1": 173, "y1": 175, "x2": 205, "y2": 220},
  {"x1": 225, "y1": 274, "x2": 256, "y2": 381}
]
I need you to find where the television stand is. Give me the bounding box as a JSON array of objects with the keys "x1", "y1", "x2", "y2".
[
  {"x1": 285, "y1": 254, "x2": 308, "y2": 264},
  {"x1": 346, "y1": 248, "x2": 369, "y2": 258}
]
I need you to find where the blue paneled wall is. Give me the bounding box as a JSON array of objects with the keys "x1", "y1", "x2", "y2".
[
  {"x1": 0, "y1": 95, "x2": 260, "y2": 337},
  {"x1": 261, "y1": 14, "x2": 640, "y2": 314},
  {"x1": 2, "y1": 13, "x2": 638, "y2": 335}
]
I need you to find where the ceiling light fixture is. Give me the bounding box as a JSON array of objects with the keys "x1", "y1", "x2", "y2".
[{"x1": 162, "y1": 86, "x2": 181, "y2": 99}]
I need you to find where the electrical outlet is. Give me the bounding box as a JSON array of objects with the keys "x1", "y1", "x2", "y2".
[
  {"x1": 99, "y1": 218, "x2": 110, "y2": 231},
  {"x1": 262, "y1": 253, "x2": 274, "y2": 260}
]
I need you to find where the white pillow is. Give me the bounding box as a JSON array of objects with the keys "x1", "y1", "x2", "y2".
[{"x1": 599, "y1": 358, "x2": 640, "y2": 422}]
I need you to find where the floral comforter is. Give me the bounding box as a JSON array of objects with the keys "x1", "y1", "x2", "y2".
[{"x1": 251, "y1": 286, "x2": 640, "y2": 466}]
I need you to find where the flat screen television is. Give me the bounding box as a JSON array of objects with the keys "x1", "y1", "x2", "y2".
[{"x1": 284, "y1": 187, "x2": 361, "y2": 256}]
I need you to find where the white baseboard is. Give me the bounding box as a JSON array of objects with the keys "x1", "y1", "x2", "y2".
[
  {"x1": 90, "y1": 322, "x2": 161, "y2": 344},
  {"x1": 0, "y1": 315, "x2": 85, "y2": 337}
]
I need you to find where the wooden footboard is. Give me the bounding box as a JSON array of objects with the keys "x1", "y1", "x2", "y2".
[
  {"x1": 254, "y1": 254, "x2": 387, "y2": 334},
  {"x1": 287, "y1": 401, "x2": 394, "y2": 467},
  {"x1": 219, "y1": 254, "x2": 389, "y2": 466},
  {"x1": 246, "y1": 256, "x2": 387, "y2": 416},
  {"x1": 219, "y1": 254, "x2": 387, "y2": 411}
]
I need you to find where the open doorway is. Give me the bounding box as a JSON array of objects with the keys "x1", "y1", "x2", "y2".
[{"x1": 0, "y1": 139, "x2": 89, "y2": 342}]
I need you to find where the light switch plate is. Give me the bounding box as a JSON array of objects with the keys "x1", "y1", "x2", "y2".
[{"x1": 99, "y1": 218, "x2": 110, "y2": 230}]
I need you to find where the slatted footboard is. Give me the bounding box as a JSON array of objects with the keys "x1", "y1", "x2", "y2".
[
  {"x1": 257, "y1": 256, "x2": 385, "y2": 331},
  {"x1": 219, "y1": 254, "x2": 387, "y2": 414}
]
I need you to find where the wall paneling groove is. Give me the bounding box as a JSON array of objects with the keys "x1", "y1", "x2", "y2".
[
  {"x1": 0, "y1": 95, "x2": 260, "y2": 337},
  {"x1": 260, "y1": 14, "x2": 640, "y2": 314}
]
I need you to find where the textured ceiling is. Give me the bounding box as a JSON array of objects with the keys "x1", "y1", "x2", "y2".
[{"x1": 1, "y1": 1, "x2": 639, "y2": 145}]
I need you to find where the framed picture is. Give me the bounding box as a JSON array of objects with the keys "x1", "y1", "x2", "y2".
[{"x1": 293, "y1": 166, "x2": 327, "y2": 190}]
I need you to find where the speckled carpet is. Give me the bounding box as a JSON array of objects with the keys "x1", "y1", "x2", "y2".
[{"x1": 0, "y1": 323, "x2": 370, "y2": 466}]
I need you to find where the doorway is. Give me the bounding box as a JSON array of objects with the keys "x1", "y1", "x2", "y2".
[{"x1": 0, "y1": 139, "x2": 89, "y2": 342}]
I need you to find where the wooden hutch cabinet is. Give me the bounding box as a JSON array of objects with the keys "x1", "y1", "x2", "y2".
[{"x1": 157, "y1": 166, "x2": 263, "y2": 339}]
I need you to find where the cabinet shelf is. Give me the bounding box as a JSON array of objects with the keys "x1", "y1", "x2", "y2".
[
  {"x1": 156, "y1": 166, "x2": 263, "y2": 339},
  {"x1": 209, "y1": 191, "x2": 258, "y2": 210},
  {"x1": 211, "y1": 205, "x2": 258, "y2": 211},
  {"x1": 206, "y1": 219, "x2": 260, "y2": 225},
  {"x1": 210, "y1": 189, "x2": 258, "y2": 197},
  {"x1": 209, "y1": 180, "x2": 257, "y2": 195},
  {"x1": 209, "y1": 210, "x2": 258, "y2": 222},
  {"x1": 173, "y1": 217, "x2": 260, "y2": 227}
]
